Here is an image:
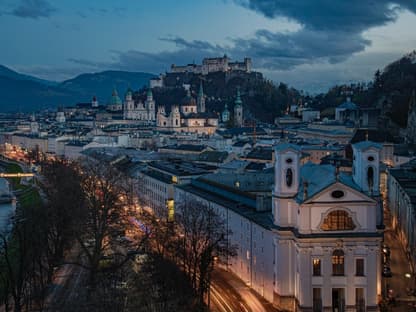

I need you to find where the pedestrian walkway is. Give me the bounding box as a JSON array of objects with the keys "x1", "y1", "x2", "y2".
[{"x1": 382, "y1": 210, "x2": 416, "y2": 311}]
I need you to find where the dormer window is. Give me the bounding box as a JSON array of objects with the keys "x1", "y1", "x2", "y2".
[{"x1": 286, "y1": 168, "x2": 293, "y2": 187}]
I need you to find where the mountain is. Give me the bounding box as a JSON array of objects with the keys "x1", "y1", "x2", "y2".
[
  {"x1": 0, "y1": 65, "x2": 56, "y2": 86},
  {"x1": 59, "y1": 71, "x2": 156, "y2": 103},
  {"x1": 0, "y1": 66, "x2": 156, "y2": 112}
]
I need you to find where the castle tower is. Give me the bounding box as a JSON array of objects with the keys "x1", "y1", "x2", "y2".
[
  {"x1": 197, "y1": 81, "x2": 206, "y2": 113},
  {"x1": 234, "y1": 87, "x2": 243, "y2": 127},
  {"x1": 273, "y1": 144, "x2": 301, "y2": 227},
  {"x1": 145, "y1": 88, "x2": 156, "y2": 122}
]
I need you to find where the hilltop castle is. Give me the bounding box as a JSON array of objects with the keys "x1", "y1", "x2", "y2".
[{"x1": 170, "y1": 55, "x2": 251, "y2": 75}]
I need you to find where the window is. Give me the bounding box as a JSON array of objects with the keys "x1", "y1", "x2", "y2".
[
  {"x1": 313, "y1": 258, "x2": 321, "y2": 276},
  {"x1": 332, "y1": 249, "x2": 345, "y2": 276},
  {"x1": 356, "y1": 259, "x2": 364, "y2": 276},
  {"x1": 367, "y1": 166, "x2": 374, "y2": 190},
  {"x1": 321, "y1": 210, "x2": 356, "y2": 231},
  {"x1": 313, "y1": 288, "x2": 322, "y2": 312},
  {"x1": 356, "y1": 288, "x2": 365, "y2": 312},
  {"x1": 286, "y1": 168, "x2": 293, "y2": 187}
]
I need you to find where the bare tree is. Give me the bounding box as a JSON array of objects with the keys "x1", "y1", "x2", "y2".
[
  {"x1": 175, "y1": 199, "x2": 236, "y2": 306},
  {"x1": 75, "y1": 157, "x2": 135, "y2": 287}
]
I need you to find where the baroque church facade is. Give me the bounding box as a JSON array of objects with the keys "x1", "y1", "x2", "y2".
[
  {"x1": 156, "y1": 84, "x2": 218, "y2": 134},
  {"x1": 123, "y1": 88, "x2": 156, "y2": 124}
]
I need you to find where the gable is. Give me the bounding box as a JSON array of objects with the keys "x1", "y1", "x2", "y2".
[{"x1": 303, "y1": 181, "x2": 375, "y2": 205}]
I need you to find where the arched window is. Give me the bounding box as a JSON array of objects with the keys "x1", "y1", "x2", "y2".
[
  {"x1": 175, "y1": 119, "x2": 179, "y2": 126},
  {"x1": 286, "y1": 168, "x2": 293, "y2": 187},
  {"x1": 321, "y1": 210, "x2": 356, "y2": 231},
  {"x1": 332, "y1": 249, "x2": 344, "y2": 276},
  {"x1": 367, "y1": 166, "x2": 374, "y2": 190}
]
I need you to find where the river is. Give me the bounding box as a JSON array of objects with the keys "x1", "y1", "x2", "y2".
[{"x1": 0, "y1": 178, "x2": 16, "y2": 234}]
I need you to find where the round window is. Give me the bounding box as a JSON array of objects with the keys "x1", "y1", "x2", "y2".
[
  {"x1": 368, "y1": 156, "x2": 375, "y2": 161},
  {"x1": 286, "y1": 158, "x2": 293, "y2": 164},
  {"x1": 331, "y1": 190, "x2": 345, "y2": 199}
]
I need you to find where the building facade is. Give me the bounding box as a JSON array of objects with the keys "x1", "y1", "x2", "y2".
[{"x1": 173, "y1": 141, "x2": 383, "y2": 311}]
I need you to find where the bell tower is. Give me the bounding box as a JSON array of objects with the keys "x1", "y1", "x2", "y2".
[
  {"x1": 273, "y1": 144, "x2": 301, "y2": 227},
  {"x1": 352, "y1": 141, "x2": 381, "y2": 196}
]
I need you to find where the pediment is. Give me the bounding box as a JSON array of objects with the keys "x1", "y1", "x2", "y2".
[{"x1": 304, "y1": 181, "x2": 375, "y2": 204}]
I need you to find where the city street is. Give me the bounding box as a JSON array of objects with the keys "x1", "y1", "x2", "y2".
[
  {"x1": 210, "y1": 268, "x2": 278, "y2": 312},
  {"x1": 382, "y1": 209, "x2": 416, "y2": 311}
]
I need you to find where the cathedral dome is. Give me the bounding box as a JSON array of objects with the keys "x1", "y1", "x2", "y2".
[{"x1": 108, "y1": 89, "x2": 122, "y2": 105}]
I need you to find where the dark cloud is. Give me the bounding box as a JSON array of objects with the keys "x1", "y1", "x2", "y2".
[
  {"x1": 67, "y1": 1, "x2": 414, "y2": 86},
  {"x1": 229, "y1": 0, "x2": 416, "y2": 70},
  {"x1": 68, "y1": 37, "x2": 225, "y2": 74},
  {"x1": 11, "y1": 0, "x2": 55, "y2": 19}
]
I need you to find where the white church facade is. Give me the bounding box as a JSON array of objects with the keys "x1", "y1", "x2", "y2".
[{"x1": 174, "y1": 141, "x2": 383, "y2": 311}]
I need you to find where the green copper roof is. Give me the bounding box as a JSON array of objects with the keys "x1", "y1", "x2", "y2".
[
  {"x1": 234, "y1": 87, "x2": 242, "y2": 106},
  {"x1": 147, "y1": 88, "x2": 153, "y2": 98},
  {"x1": 198, "y1": 81, "x2": 204, "y2": 96},
  {"x1": 108, "y1": 89, "x2": 122, "y2": 105}
]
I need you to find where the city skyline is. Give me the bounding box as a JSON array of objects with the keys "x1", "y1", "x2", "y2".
[{"x1": 0, "y1": 0, "x2": 416, "y2": 92}]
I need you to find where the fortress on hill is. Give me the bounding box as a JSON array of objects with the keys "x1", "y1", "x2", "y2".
[{"x1": 170, "y1": 55, "x2": 251, "y2": 75}]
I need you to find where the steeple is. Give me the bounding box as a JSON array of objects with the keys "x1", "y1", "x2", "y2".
[
  {"x1": 197, "y1": 80, "x2": 206, "y2": 113},
  {"x1": 234, "y1": 86, "x2": 243, "y2": 127},
  {"x1": 234, "y1": 86, "x2": 242, "y2": 107},
  {"x1": 146, "y1": 88, "x2": 153, "y2": 101}
]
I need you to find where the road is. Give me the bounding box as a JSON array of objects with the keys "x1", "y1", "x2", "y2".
[
  {"x1": 210, "y1": 268, "x2": 278, "y2": 312},
  {"x1": 382, "y1": 206, "x2": 416, "y2": 311}
]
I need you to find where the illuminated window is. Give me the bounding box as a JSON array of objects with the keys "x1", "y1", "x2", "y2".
[
  {"x1": 313, "y1": 258, "x2": 321, "y2": 276},
  {"x1": 356, "y1": 258, "x2": 364, "y2": 276},
  {"x1": 332, "y1": 250, "x2": 344, "y2": 276},
  {"x1": 321, "y1": 210, "x2": 356, "y2": 231}
]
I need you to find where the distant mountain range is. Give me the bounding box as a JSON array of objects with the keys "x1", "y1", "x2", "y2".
[{"x1": 0, "y1": 65, "x2": 156, "y2": 112}]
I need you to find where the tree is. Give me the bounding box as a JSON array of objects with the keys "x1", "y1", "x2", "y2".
[
  {"x1": 175, "y1": 199, "x2": 236, "y2": 305},
  {"x1": 75, "y1": 157, "x2": 135, "y2": 287},
  {"x1": 39, "y1": 158, "x2": 85, "y2": 273}
]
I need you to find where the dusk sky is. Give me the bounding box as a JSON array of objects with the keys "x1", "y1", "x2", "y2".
[{"x1": 1, "y1": 0, "x2": 416, "y2": 92}]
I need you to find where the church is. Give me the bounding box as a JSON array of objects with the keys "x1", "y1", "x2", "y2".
[
  {"x1": 174, "y1": 141, "x2": 383, "y2": 311},
  {"x1": 156, "y1": 83, "x2": 219, "y2": 134},
  {"x1": 123, "y1": 88, "x2": 156, "y2": 124},
  {"x1": 272, "y1": 141, "x2": 382, "y2": 311}
]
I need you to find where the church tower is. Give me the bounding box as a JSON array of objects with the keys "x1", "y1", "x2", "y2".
[
  {"x1": 145, "y1": 88, "x2": 156, "y2": 122},
  {"x1": 222, "y1": 104, "x2": 230, "y2": 123},
  {"x1": 91, "y1": 96, "x2": 98, "y2": 108},
  {"x1": 123, "y1": 88, "x2": 134, "y2": 119},
  {"x1": 273, "y1": 144, "x2": 301, "y2": 227},
  {"x1": 352, "y1": 141, "x2": 381, "y2": 196},
  {"x1": 197, "y1": 81, "x2": 206, "y2": 113},
  {"x1": 234, "y1": 87, "x2": 243, "y2": 127}
]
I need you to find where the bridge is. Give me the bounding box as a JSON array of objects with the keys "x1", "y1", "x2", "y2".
[{"x1": 0, "y1": 173, "x2": 34, "y2": 178}]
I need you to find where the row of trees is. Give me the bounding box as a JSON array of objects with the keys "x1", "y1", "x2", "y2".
[{"x1": 1, "y1": 153, "x2": 236, "y2": 311}]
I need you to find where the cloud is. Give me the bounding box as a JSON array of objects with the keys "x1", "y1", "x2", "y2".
[
  {"x1": 68, "y1": 37, "x2": 226, "y2": 74},
  {"x1": 229, "y1": 0, "x2": 416, "y2": 70},
  {"x1": 11, "y1": 0, "x2": 55, "y2": 19}
]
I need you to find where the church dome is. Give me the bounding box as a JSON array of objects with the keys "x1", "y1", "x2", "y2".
[
  {"x1": 108, "y1": 89, "x2": 122, "y2": 105},
  {"x1": 181, "y1": 89, "x2": 196, "y2": 106}
]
